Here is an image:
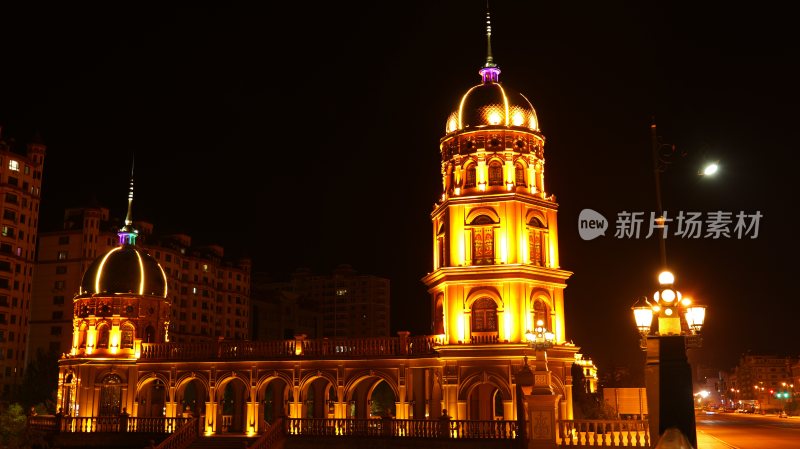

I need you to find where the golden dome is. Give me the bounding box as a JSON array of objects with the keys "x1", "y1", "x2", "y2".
[
  {"x1": 78, "y1": 244, "x2": 168, "y2": 298},
  {"x1": 445, "y1": 66, "x2": 540, "y2": 134}
]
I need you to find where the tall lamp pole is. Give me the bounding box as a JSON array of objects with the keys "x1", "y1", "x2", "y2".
[{"x1": 632, "y1": 120, "x2": 719, "y2": 447}]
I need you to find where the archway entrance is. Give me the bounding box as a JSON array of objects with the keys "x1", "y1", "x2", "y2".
[
  {"x1": 258, "y1": 379, "x2": 289, "y2": 429},
  {"x1": 302, "y1": 377, "x2": 335, "y2": 419},
  {"x1": 468, "y1": 383, "x2": 505, "y2": 420},
  {"x1": 217, "y1": 379, "x2": 248, "y2": 433},
  {"x1": 99, "y1": 374, "x2": 123, "y2": 417},
  {"x1": 138, "y1": 379, "x2": 167, "y2": 417},
  {"x1": 176, "y1": 378, "x2": 207, "y2": 419},
  {"x1": 347, "y1": 376, "x2": 397, "y2": 419}
]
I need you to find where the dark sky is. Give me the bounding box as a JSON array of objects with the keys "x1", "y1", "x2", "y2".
[{"x1": 1, "y1": 2, "x2": 797, "y2": 380}]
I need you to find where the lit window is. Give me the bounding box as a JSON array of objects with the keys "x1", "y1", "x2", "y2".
[
  {"x1": 472, "y1": 226, "x2": 494, "y2": 265},
  {"x1": 8, "y1": 160, "x2": 18, "y2": 172},
  {"x1": 57, "y1": 251, "x2": 67, "y2": 260},
  {"x1": 515, "y1": 165, "x2": 526, "y2": 186},
  {"x1": 488, "y1": 162, "x2": 503, "y2": 186},
  {"x1": 336, "y1": 289, "x2": 348, "y2": 296},
  {"x1": 465, "y1": 165, "x2": 476, "y2": 188},
  {"x1": 471, "y1": 298, "x2": 498, "y2": 332}
]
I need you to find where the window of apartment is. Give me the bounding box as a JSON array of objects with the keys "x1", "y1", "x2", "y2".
[
  {"x1": 53, "y1": 296, "x2": 64, "y2": 305},
  {"x1": 2, "y1": 210, "x2": 16, "y2": 222},
  {"x1": 0, "y1": 262, "x2": 9, "y2": 273},
  {"x1": 50, "y1": 326, "x2": 62, "y2": 336},
  {"x1": 54, "y1": 280, "x2": 65, "y2": 290},
  {"x1": 55, "y1": 266, "x2": 67, "y2": 275},
  {"x1": 7, "y1": 177, "x2": 17, "y2": 187},
  {"x1": 52, "y1": 311, "x2": 63, "y2": 320},
  {"x1": 57, "y1": 251, "x2": 67, "y2": 260},
  {"x1": 58, "y1": 236, "x2": 70, "y2": 245},
  {"x1": 4, "y1": 193, "x2": 17, "y2": 204},
  {"x1": 0, "y1": 296, "x2": 6, "y2": 307},
  {"x1": 8, "y1": 160, "x2": 18, "y2": 172},
  {"x1": 0, "y1": 278, "x2": 8, "y2": 289}
]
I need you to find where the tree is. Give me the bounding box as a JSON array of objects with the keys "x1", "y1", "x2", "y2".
[
  {"x1": 19, "y1": 349, "x2": 59, "y2": 412},
  {"x1": 0, "y1": 403, "x2": 29, "y2": 448}
]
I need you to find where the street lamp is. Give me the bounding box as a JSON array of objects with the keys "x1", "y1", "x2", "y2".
[
  {"x1": 631, "y1": 270, "x2": 706, "y2": 449},
  {"x1": 515, "y1": 320, "x2": 560, "y2": 447}
]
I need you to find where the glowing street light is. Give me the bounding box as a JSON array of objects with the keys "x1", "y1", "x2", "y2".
[{"x1": 702, "y1": 162, "x2": 719, "y2": 176}]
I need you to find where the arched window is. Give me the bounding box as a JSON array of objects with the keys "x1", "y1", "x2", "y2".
[
  {"x1": 465, "y1": 164, "x2": 476, "y2": 188},
  {"x1": 515, "y1": 164, "x2": 526, "y2": 186},
  {"x1": 145, "y1": 325, "x2": 155, "y2": 343},
  {"x1": 471, "y1": 221, "x2": 494, "y2": 265},
  {"x1": 533, "y1": 299, "x2": 549, "y2": 329},
  {"x1": 471, "y1": 298, "x2": 498, "y2": 333},
  {"x1": 97, "y1": 324, "x2": 109, "y2": 349},
  {"x1": 78, "y1": 323, "x2": 87, "y2": 348},
  {"x1": 121, "y1": 323, "x2": 135, "y2": 349},
  {"x1": 99, "y1": 374, "x2": 123, "y2": 417},
  {"x1": 528, "y1": 217, "x2": 548, "y2": 266},
  {"x1": 433, "y1": 295, "x2": 444, "y2": 335},
  {"x1": 488, "y1": 161, "x2": 503, "y2": 186}
]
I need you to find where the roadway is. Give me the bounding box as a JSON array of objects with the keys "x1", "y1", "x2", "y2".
[{"x1": 696, "y1": 411, "x2": 800, "y2": 449}]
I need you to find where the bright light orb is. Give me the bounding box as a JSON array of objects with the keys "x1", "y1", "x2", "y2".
[
  {"x1": 664, "y1": 308, "x2": 674, "y2": 316},
  {"x1": 658, "y1": 271, "x2": 675, "y2": 285},
  {"x1": 511, "y1": 111, "x2": 525, "y2": 126},
  {"x1": 703, "y1": 163, "x2": 719, "y2": 176},
  {"x1": 487, "y1": 111, "x2": 503, "y2": 125},
  {"x1": 661, "y1": 289, "x2": 676, "y2": 303}
]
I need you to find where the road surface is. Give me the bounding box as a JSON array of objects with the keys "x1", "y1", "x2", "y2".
[{"x1": 696, "y1": 412, "x2": 800, "y2": 449}]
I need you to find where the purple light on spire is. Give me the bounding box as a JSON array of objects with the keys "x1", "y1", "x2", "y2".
[{"x1": 479, "y1": 66, "x2": 501, "y2": 83}]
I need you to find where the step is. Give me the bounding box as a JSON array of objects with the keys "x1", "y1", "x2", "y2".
[{"x1": 186, "y1": 435, "x2": 257, "y2": 449}]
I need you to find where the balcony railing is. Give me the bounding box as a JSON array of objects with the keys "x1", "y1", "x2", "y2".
[
  {"x1": 557, "y1": 419, "x2": 650, "y2": 447},
  {"x1": 285, "y1": 418, "x2": 519, "y2": 439},
  {"x1": 140, "y1": 335, "x2": 443, "y2": 361},
  {"x1": 29, "y1": 416, "x2": 192, "y2": 433}
]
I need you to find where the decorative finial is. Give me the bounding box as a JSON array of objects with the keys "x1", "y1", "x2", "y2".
[
  {"x1": 125, "y1": 155, "x2": 134, "y2": 227},
  {"x1": 118, "y1": 155, "x2": 138, "y2": 246},
  {"x1": 479, "y1": 2, "x2": 501, "y2": 83},
  {"x1": 485, "y1": 4, "x2": 495, "y2": 68}
]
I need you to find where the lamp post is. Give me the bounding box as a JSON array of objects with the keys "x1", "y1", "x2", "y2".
[
  {"x1": 631, "y1": 270, "x2": 706, "y2": 449},
  {"x1": 514, "y1": 320, "x2": 559, "y2": 449}
]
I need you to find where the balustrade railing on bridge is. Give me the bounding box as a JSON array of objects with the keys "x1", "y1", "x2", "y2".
[
  {"x1": 557, "y1": 419, "x2": 650, "y2": 447},
  {"x1": 140, "y1": 335, "x2": 443, "y2": 361},
  {"x1": 284, "y1": 418, "x2": 518, "y2": 439}
]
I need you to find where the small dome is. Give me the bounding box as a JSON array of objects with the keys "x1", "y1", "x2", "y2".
[
  {"x1": 445, "y1": 67, "x2": 539, "y2": 134},
  {"x1": 79, "y1": 245, "x2": 168, "y2": 298}
]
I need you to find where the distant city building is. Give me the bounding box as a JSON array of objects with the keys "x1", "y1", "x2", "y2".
[
  {"x1": 717, "y1": 353, "x2": 796, "y2": 411},
  {"x1": 250, "y1": 270, "x2": 321, "y2": 340},
  {"x1": 251, "y1": 265, "x2": 389, "y2": 339},
  {"x1": 0, "y1": 131, "x2": 45, "y2": 400},
  {"x1": 30, "y1": 203, "x2": 251, "y2": 359},
  {"x1": 574, "y1": 353, "x2": 599, "y2": 393}
]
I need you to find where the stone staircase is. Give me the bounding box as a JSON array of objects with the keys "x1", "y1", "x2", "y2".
[{"x1": 185, "y1": 435, "x2": 257, "y2": 449}]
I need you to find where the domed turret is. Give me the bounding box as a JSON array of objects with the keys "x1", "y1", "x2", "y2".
[{"x1": 78, "y1": 245, "x2": 167, "y2": 298}]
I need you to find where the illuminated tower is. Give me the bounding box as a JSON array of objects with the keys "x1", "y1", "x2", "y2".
[
  {"x1": 58, "y1": 174, "x2": 170, "y2": 416},
  {"x1": 423, "y1": 11, "x2": 572, "y2": 347}
]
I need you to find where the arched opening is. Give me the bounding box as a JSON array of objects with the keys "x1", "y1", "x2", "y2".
[
  {"x1": 217, "y1": 378, "x2": 248, "y2": 433},
  {"x1": 533, "y1": 298, "x2": 550, "y2": 330},
  {"x1": 346, "y1": 375, "x2": 397, "y2": 419},
  {"x1": 470, "y1": 215, "x2": 495, "y2": 266},
  {"x1": 139, "y1": 379, "x2": 167, "y2": 417},
  {"x1": 369, "y1": 380, "x2": 396, "y2": 418},
  {"x1": 471, "y1": 298, "x2": 498, "y2": 338},
  {"x1": 302, "y1": 377, "x2": 335, "y2": 419},
  {"x1": 176, "y1": 378, "x2": 207, "y2": 421},
  {"x1": 99, "y1": 374, "x2": 123, "y2": 417},
  {"x1": 468, "y1": 383, "x2": 505, "y2": 420},
  {"x1": 465, "y1": 164, "x2": 476, "y2": 188},
  {"x1": 78, "y1": 323, "x2": 87, "y2": 349},
  {"x1": 433, "y1": 294, "x2": 444, "y2": 335},
  {"x1": 61, "y1": 373, "x2": 74, "y2": 415},
  {"x1": 121, "y1": 323, "x2": 135, "y2": 349},
  {"x1": 144, "y1": 325, "x2": 155, "y2": 343},
  {"x1": 488, "y1": 161, "x2": 503, "y2": 186},
  {"x1": 258, "y1": 378, "x2": 289, "y2": 430},
  {"x1": 96, "y1": 323, "x2": 109, "y2": 349},
  {"x1": 528, "y1": 217, "x2": 548, "y2": 266},
  {"x1": 515, "y1": 164, "x2": 526, "y2": 186}
]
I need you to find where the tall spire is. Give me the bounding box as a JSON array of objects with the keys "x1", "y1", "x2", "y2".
[
  {"x1": 118, "y1": 155, "x2": 138, "y2": 246},
  {"x1": 484, "y1": 5, "x2": 496, "y2": 68},
  {"x1": 479, "y1": 2, "x2": 501, "y2": 83}
]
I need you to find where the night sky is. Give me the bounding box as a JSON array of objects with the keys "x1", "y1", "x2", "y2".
[{"x1": 1, "y1": 2, "x2": 797, "y2": 381}]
